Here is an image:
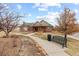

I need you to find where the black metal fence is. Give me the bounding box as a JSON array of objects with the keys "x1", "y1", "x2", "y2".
[
  {"x1": 47, "y1": 34, "x2": 51, "y2": 41},
  {"x1": 47, "y1": 34, "x2": 67, "y2": 48}
]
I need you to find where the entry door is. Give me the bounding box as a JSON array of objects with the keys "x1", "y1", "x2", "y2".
[{"x1": 34, "y1": 27, "x2": 38, "y2": 32}]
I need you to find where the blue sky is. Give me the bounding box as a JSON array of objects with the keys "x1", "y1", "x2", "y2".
[{"x1": 5, "y1": 3, "x2": 79, "y2": 26}]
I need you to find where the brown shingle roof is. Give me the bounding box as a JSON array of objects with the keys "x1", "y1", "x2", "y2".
[
  {"x1": 33, "y1": 20, "x2": 52, "y2": 27},
  {"x1": 21, "y1": 20, "x2": 52, "y2": 27}
]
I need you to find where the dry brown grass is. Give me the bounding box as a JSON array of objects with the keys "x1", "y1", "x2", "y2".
[
  {"x1": 65, "y1": 38, "x2": 79, "y2": 56},
  {"x1": 20, "y1": 36, "x2": 47, "y2": 56},
  {"x1": 0, "y1": 35, "x2": 22, "y2": 56},
  {"x1": 52, "y1": 30, "x2": 63, "y2": 35},
  {"x1": 0, "y1": 31, "x2": 5, "y2": 37},
  {"x1": 34, "y1": 32, "x2": 47, "y2": 40}
]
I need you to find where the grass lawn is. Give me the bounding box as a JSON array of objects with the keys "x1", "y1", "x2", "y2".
[{"x1": 33, "y1": 32, "x2": 79, "y2": 56}]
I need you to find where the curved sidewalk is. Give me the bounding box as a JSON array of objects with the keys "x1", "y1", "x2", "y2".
[
  {"x1": 27, "y1": 35, "x2": 69, "y2": 56},
  {"x1": 13, "y1": 33, "x2": 69, "y2": 56}
]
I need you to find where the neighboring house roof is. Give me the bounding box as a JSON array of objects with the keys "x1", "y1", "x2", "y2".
[
  {"x1": 33, "y1": 20, "x2": 52, "y2": 27},
  {"x1": 20, "y1": 22, "x2": 33, "y2": 27},
  {"x1": 24, "y1": 23, "x2": 33, "y2": 27}
]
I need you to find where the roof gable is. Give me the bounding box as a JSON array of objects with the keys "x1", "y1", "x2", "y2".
[
  {"x1": 21, "y1": 20, "x2": 53, "y2": 27},
  {"x1": 33, "y1": 20, "x2": 52, "y2": 27}
]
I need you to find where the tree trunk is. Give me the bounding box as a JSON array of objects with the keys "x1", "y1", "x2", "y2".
[
  {"x1": 64, "y1": 34, "x2": 67, "y2": 47},
  {"x1": 5, "y1": 32, "x2": 9, "y2": 38}
]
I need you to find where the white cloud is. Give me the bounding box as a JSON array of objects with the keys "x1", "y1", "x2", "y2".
[
  {"x1": 33, "y1": 3, "x2": 61, "y2": 11},
  {"x1": 33, "y1": 3, "x2": 40, "y2": 8},
  {"x1": 38, "y1": 8, "x2": 48, "y2": 11},
  {"x1": 36, "y1": 16, "x2": 45, "y2": 19},
  {"x1": 33, "y1": 3, "x2": 61, "y2": 8},
  {"x1": 17, "y1": 4, "x2": 22, "y2": 10},
  {"x1": 28, "y1": 14, "x2": 32, "y2": 16},
  {"x1": 74, "y1": 3, "x2": 79, "y2": 5},
  {"x1": 48, "y1": 12, "x2": 59, "y2": 16},
  {"x1": 74, "y1": 9, "x2": 79, "y2": 13},
  {"x1": 36, "y1": 12, "x2": 59, "y2": 26},
  {"x1": 44, "y1": 3, "x2": 61, "y2": 8},
  {"x1": 24, "y1": 14, "x2": 32, "y2": 17},
  {"x1": 77, "y1": 20, "x2": 79, "y2": 24},
  {"x1": 36, "y1": 12, "x2": 59, "y2": 19}
]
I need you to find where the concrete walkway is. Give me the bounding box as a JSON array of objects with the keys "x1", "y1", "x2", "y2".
[
  {"x1": 27, "y1": 35, "x2": 69, "y2": 56},
  {"x1": 13, "y1": 33, "x2": 69, "y2": 56}
]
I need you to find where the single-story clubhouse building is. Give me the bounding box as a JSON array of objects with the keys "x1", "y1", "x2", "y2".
[{"x1": 20, "y1": 20, "x2": 53, "y2": 32}]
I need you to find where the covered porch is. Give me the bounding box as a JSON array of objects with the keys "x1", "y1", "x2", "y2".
[{"x1": 33, "y1": 26, "x2": 47, "y2": 32}]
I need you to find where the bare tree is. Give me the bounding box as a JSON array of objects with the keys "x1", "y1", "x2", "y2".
[
  {"x1": 56, "y1": 8, "x2": 77, "y2": 47},
  {"x1": 0, "y1": 3, "x2": 6, "y2": 10},
  {"x1": 0, "y1": 4, "x2": 5, "y2": 31},
  {"x1": 0, "y1": 4, "x2": 22, "y2": 37}
]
